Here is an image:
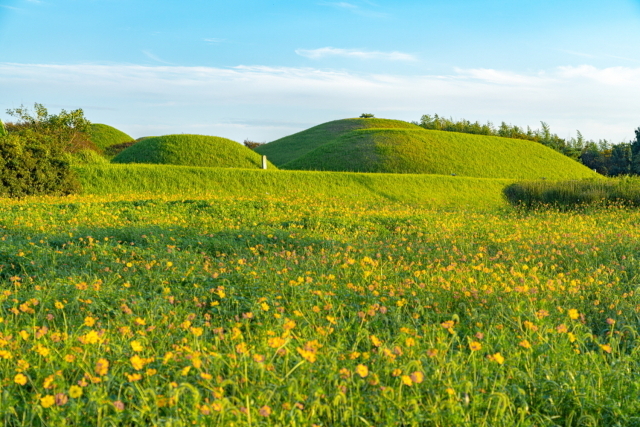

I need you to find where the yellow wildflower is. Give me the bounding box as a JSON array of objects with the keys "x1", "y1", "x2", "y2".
[
  {"x1": 95, "y1": 358, "x2": 109, "y2": 376},
  {"x1": 69, "y1": 385, "x2": 83, "y2": 398},
  {"x1": 40, "y1": 395, "x2": 55, "y2": 408},
  {"x1": 14, "y1": 373, "x2": 27, "y2": 385},
  {"x1": 355, "y1": 364, "x2": 369, "y2": 378}
]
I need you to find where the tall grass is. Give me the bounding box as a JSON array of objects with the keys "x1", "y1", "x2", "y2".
[
  {"x1": 504, "y1": 177, "x2": 640, "y2": 209},
  {"x1": 2, "y1": 192, "x2": 640, "y2": 424}
]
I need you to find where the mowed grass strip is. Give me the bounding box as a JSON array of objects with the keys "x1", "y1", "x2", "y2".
[{"x1": 76, "y1": 164, "x2": 512, "y2": 209}]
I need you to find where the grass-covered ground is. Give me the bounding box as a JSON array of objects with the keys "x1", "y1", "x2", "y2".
[
  {"x1": 112, "y1": 135, "x2": 276, "y2": 169},
  {"x1": 1, "y1": 190, "x2": 639, "y2": 425},
  {"x1": 256, "y1": 119, "x2": 598, "y2": 180},
  {"x1": 76, "y1": 164, "x2": 511, "y2": 209}
]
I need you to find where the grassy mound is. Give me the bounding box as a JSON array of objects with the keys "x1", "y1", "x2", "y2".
[
  {"x1": 255, "y1": 118, "x2": 421, "y2": 166},
  {"x1": 76, "y1": 164, "x2": 511, "y2": 209},
  {"x1": 267, "y1": 122, "x2": 598, "y2": 179},
  {"x1": 89, "y1": 124, "x2": 134, "y2": 151},
  {"x1": 111, "y1": 134, "x2": 276, "y2": 169}
]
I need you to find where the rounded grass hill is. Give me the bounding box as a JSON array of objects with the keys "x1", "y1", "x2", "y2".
[
  {"x1": 112, "y1": 134, "x2": 276, "y2": 169},
  {"x1": 257, "y1": 118, "x2": 599, "y2": 180},
  {"x1": 89, "y1": 124, "x2": 134, "y2": 151}
]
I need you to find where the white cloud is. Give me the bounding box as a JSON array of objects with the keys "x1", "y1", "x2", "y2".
[
  {"x1": 0, "y1": 62, "x2": 638, "y2": 143},
  {"x1": 296, "y1": 47, "x2": 416, "y2": 61},
  {"x1": 204, "y1": 38, "x2": 225, "y2": 44}
]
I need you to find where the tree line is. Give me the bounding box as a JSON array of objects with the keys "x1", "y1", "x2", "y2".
[{"x1": 416, "y1": 114, "x2": 640, "y2": 176}]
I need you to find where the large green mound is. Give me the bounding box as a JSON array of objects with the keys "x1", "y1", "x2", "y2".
[
  {"x1": 260, "y1": 119, "x2": 598, "y2": 180},
  {"x1": 255, "y1": 118, "x2": 420, "y2": 166},
  {"x1": 111, "y1": 134, "x2": 276, "y2": 169},
  {"x1": 89, "y1": 124, "x2": 134, "y2": 151}
]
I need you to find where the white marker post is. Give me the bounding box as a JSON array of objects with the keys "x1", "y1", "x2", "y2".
[{"x1": 262, "y1": 155, "x2": 267, "y2": 170}]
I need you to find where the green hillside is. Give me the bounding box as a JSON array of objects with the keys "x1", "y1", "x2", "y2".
[
  {"x1": 111, "y1": 134, "x2": 276, "y2": 169},
  {"x1": 262, "y1": 119, "x2": 599, "y2": 179},
  {"x1": 255, "y1": 118, "x2": 421, "y2": 166},
  {"x1": 89, "y1": 124, "x2": 134, "y2": 151}
]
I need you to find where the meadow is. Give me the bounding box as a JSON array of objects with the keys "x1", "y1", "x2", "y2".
[{"x1": 2, "y1": 183, "x2": 640, "y2": 426}]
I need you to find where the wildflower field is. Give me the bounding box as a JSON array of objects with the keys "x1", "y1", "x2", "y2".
[{"x1": 2, "y1": 192, "x2": 640, "y2": 426}]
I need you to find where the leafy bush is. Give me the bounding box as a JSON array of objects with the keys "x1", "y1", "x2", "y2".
[
  {"x1": 0, "y1": 133, "x2": 81, "y2": 198},
  {"x1": 5, "y1": 103, "x2": 97, "y2": 153},
  {"x1": 503, "y1": 178, "x2": 640, "y2": 209}
]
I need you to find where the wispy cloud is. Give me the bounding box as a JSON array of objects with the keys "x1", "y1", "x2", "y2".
[
  {"x1": 319, "y1": 1, "x2": 357, "y2": 9},
  {"x1": 296, "y1": 47, "x2": 416, "y2": 61},
  {"x1": 318, "y1": 1, "x2": 387, "y2": 17},
  {"x1": 560, "y1": 49, "x2": 597, "y2": 59},
  {"x1": 141, "y1": 50, "x2": 172, "y2": 64},
  {"x1": 1, "y1": 62, "x2": 638, "y2": 142},
  {"x1": 204, "y1": 38, "x2": 225, "y2": 44}
]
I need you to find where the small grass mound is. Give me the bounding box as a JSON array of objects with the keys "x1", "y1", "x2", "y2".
[
  {"x1": 89, "y1": 124, "x2": 134, "y2": 151},
  {"x1": 111, "y1": 134, "x2": 276, "y2": 169},
  {"x1": 255, "y1": 118, "x2": 420, "y2": 166},
  {"x1": 504, "y1": 178, "x2": 640, "y2": 209}
]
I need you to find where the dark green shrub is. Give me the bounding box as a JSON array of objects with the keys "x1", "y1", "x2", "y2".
[
  {"x1": 503, "y1": 178, "x2": 640, "y2": 210},
  {"x1": 0, "y1": 133, "x2": 81, "y2": 198}
]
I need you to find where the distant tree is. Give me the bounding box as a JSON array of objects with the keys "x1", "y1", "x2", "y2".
[
  {"x1": 631, "y1": 127, "x2": 640, "y2": 174},
  {"x1": 0, "y1": 119, "x2": 6, "y2": 137},
  {"x1": 580, "y1": 142, "x2": 608, "y2": 175},
  {"x1": 243, "y1": 139, "x2": 265, "y2": 150},
  {"x1": 609, "y1": 143, "x2": 632, "y2": 176},
  {"x1": 5, "y1": 103, "x2": 94, "y2": 153},
  {"x1": 359, "y1": 114, "x2": 375, "y2": 118}
]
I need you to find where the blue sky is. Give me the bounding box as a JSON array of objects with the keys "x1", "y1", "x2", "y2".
[{"x1": 1, "y1": 0, "x2": 640, "y2": 142}]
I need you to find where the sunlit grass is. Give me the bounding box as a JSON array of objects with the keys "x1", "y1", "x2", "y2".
[{"x1": 1, "y1": 192, "x2": 640, "y2": 425}]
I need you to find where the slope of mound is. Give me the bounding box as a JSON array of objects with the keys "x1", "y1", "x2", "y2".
[
  {"x1": 89, "y1": 124, "x2": 134, "y2": 151},
  {"x1": 283, "y1": 128, "x2": 599, "y2": 180},
  {"x1": 255, "y1": 118, "x2": 420, "y2": 166},
  {"x1": 111, "y1": 134, "x2": 276, "y2": 169}
]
